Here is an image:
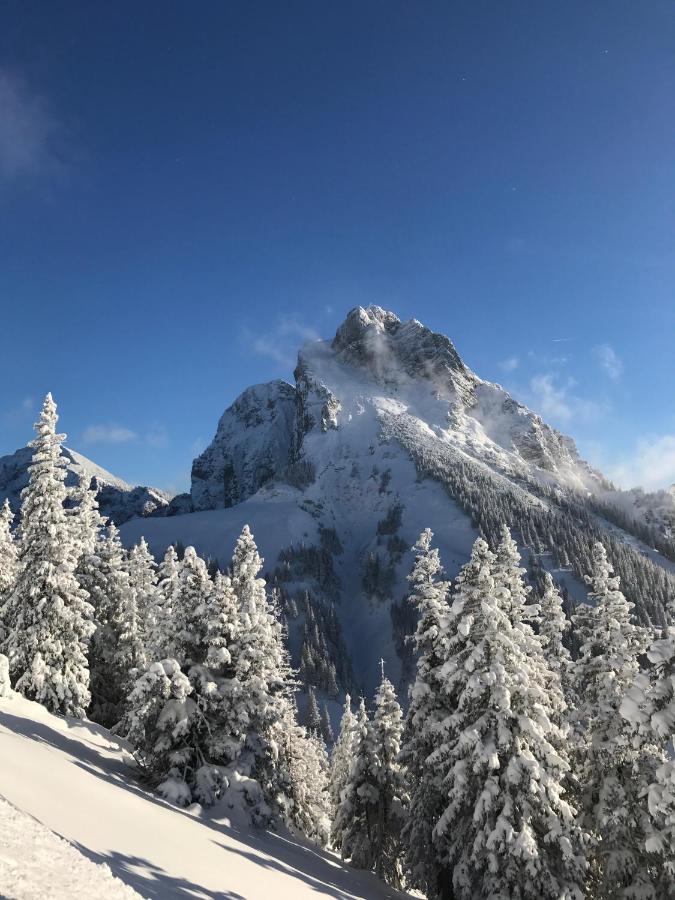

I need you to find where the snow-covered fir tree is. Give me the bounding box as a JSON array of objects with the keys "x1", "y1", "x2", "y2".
[
  {"x1": 87, "y1": 523, "x2": 140, "y2": 726},
  {"x1": 398, "y1": 528, "x2": 452, "y2": 899},
  {"x1": 279, "y1": 703, "x2": 331, "y2": 846},
  {"x1": 0, "y1": 499, "x2": 18, "y2": 650},
  {"x1": 329, "y1": 693, "x2": 358, "y2": 848},
  {"x1": 432, "y1": 535, "x2": 586, "y2": 900},
  {"x1": 69, "y1": 473, "x2": 106, "y2": 559},
  {"x1": 371, "y1": 663, "x2": 407, "y2": 887},
  {"x1": 5, "y1": 394, "x2": 94, "y2": 717},
  {"x1": 124, "y1": 657, "x2": 224, "y2": 806},
  {"x1": 127, "y1": 537, "x2": 157, "y2": 650},
  {"x1": 320, "y1": 703, "x2": 334, "y2": 746},
  {"x1": 333, "y1": 697, "x2": 379, "y2": 869},
  {"x1": 146, "y1": 545, "x2": 181, "y2": 661},
  {"x1": 621, "y1": 616, "x2": 675, "y2": 892},
  {"x1": 537, "y1": 571, "x2": 575, "y2": 709},
  {"x1": 174, "y1": 546, "x2": 213, "y2": 666},
  {"x1": 305, "y1": 686, "x2": 321, "y2": 735},
  {"x1": 228, "y1": 525, "x2": 294, "y2": 821},
  {"x1": 574, "y1": 542, "x2": 664, "y2": 898}
]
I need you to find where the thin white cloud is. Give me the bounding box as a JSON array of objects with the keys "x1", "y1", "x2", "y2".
[
  {"x1": 498, "y1": 355, "x2": 519, "y2": 373},
  {"x1": 528, "y1": 373, "x2": 604, "y2": 425},
  {"x1": 82, "y1": 424, "x2": 138, "y2": 445},
  {"x1": 0, "y1": 70, "x2": 63, "y2": 182},
  {"x1": 594, "y1": 343, "x2": 623, "y2": 381},
  {"x1": 247, "y1": 315, "x2": 320, "y2": 368},
  {"x1": 2, "y1": 396, "x2": 35, "y2": 428},
  {"x1": 609, "y1": 435, "x2": 675, "y2": 490}
]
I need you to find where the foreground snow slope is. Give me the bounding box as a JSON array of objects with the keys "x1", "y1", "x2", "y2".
[
  {"x1": 0, "y1": 693, "x2": 412, "y2": 900},
  {"x1": 0, "y1": 796, "x2": 142, "y2": 900}
]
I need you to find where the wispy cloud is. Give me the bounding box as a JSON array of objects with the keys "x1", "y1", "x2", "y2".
[
  {"x1": 246, "y1": 315, "x2": 320, "y2": 368},
  {"x1": 0, "y1": 69, "x2": 65, "y2": 184},
  {"x1": 82, "y1": 422, "x2": 169, "y2": 448},
  {"x1": 528, "y1": 373, "x2": 604, "y2": 425},
  {"x1": 594, "y1": 343, "x2": 623, "y2": 381},
  {"x1": 2, "y1": 396, "x2": 35, "y2": 429},
  {"x1": 608, "y1": 435, "x2": 675, "y2": 491},
  {"x1": 498, "y1": 355, "x2": 519, "y2": 373},
  {"x1": 82, "y1": 424, "x2": 138, "y2": 445}
]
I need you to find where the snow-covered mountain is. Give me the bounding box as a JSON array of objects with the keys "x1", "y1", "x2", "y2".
[
  {"x1": 0, "y1": 445, "x2": 169, "y2": 525},
  {"x1": 121, "y1": 306, "x2": 675, "y2": 698}
]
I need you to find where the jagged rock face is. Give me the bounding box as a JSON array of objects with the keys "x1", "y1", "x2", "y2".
[
  {"x1": 332, "y1": 305, "x2": 467, "y2": 389},
  {"x1": 0, "y1": 446, "x2": 169, "y2": 524},
  {"x1": 191, "y1": 381, "x2": 297, "y2": 511}
]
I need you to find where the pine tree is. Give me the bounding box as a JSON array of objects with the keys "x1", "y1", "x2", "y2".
[
  {"x1": 433, "y1": 535, "x2": 586, "y2": 900},
  {"x1": 399, "y1": 528, "x2": 452, "y2": 898},
  {"x1": 174, "y1": 546, "x2": 212, "y2": 666},
  {"x1": 575, "y1": 543, "x2": 664, "y2": 898},
  {"x1": 124, "y1": 658, "x2": 224, "y2": 806},
  {"x1": 306, "y1": 686, "x2": 321, "y2": 734},
  {"x1": 371, "y1": 664, "x2": 407, "y2": 887},
  {"x1": 6, "y1": 395, "x2": 94, "y2": 717},
  {"x1": 333, "y1": 697, "x2": 379, "y2": 869},
  {"x1": 0, "y1": 499, "x2": 18, "y2": 650},
  {"x1": 229, "y1": 525, "x2": 293, "y2": 820},
  {"x1": 127, "y1": 537, "x2": 157, "y2": 649},
  {"x1": 279, "y1": 705, "x2": 331, "y2": 845},
  {"x1": 321, "y1": 702, "x2": 334, "y2": 745},
  {"x1": 538, "y1": 572, "x2": 576, "y2": 711},
  {"x1": 87, "y1": 523, "x2": 140, "y2": 726},
  {"x1": 147, "y1": 545, "x2": 181, "y2": 661},
  {"x1": 69, "y1": 473, "x2": 106, "y2": 559},
  {"x1": 329, "y1": 693, "x2": 358, "y2": 848},
  {"x1": 621, "y1": 621, "x2": 675, "y2": 892}
]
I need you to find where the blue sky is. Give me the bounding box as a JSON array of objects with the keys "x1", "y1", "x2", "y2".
[{"x1": 1, "y1": 1, "x2": 674, "y2": 494}]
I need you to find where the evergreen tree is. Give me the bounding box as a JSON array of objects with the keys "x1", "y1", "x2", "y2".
[
  {"x1": 127, "y1": 537, "x2": 157, "y2": 648},
  {"x1": 174, "y1": 546, "x2": 212, "y2": 666},
  {"x1": 0, "y1": 499, "x2": 18, "y2": 650},
  {"x1": 538, "y1": 572, "x2": 576, "y2": 711},
  {"x1": 124, "y1": 658, "x2": 224, "y2": 806},
  {"x1": 280, "y1": 705, "x2": 331, "y2": 845},
  {"x1": 87, "y1": 523, "x2": 140, "y2": 726},
  {"x1": 575, "y1": 543, "x2": 664, "y2": 898},
  {"x1": 6, "y1": 395, "x2": 94, "y2": 717},
  {"x1": 69, "y1": 473, "x2": 106, "y2": 559},
  {"x1": 329, "y1": 693, "x2": 358, "y2": 848},
  {"x1": 621, "y1": 621, "x2": 675, "y2": 892},
  {"x1": 433, "y1": 536, "x2": 586, "y2": 900},
  {"x1": 399, "y1": 528, "x2": 452, "y2": 899},
  {"x1": 320, "y1": 703, "x2": 334, "y2": 746},
  {"x1": 334, "y1": 697, "x2": 379, "y2": 869},
  {"x1": 371, "y1": 664, "x2": 407, "y2": 887},
  {"x1": 147, "y1": 545, "x2": 181, "y2": 661},
  {"x1": 229, "y1": 525, "x2": 293, "y2": 820},
  {"x1": 306, "y1": 686, "x2": 321, "y2": 734}
]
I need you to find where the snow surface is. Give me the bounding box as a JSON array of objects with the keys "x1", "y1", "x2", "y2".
[
  {"x1": 0, "y1": 796, "x2": 142, "y2": 900},
  {"x1": 0, "y1": 692, "x2": 414, "y2": 899}
]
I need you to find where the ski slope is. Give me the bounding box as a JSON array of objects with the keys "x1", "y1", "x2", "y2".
[{"x1": 0, "y1": 692, "x2": 413, "y2": 900}]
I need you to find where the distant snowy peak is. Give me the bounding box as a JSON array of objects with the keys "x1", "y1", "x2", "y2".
[
  {"x1": 0, "y1": 445, "x2": 169, "y2": 525},
  {"x1": 191, "y1": 380, "x2": 296, "y2": 511},
  {"x1": 189, "y1": 305, "x2": 609, "y2": 515}
]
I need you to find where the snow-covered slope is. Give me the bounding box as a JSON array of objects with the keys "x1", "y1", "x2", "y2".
[
  {"x1": 0, "y1": 445, "x2": 169, "y2": 525},
  {"x1": 0, "y1": 691, "x2": 413, "y2": 900}
]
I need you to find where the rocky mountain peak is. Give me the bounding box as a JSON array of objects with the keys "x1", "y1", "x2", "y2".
[{"x1": 330, "y1": 305, "x2": 467, "y2": 389}]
